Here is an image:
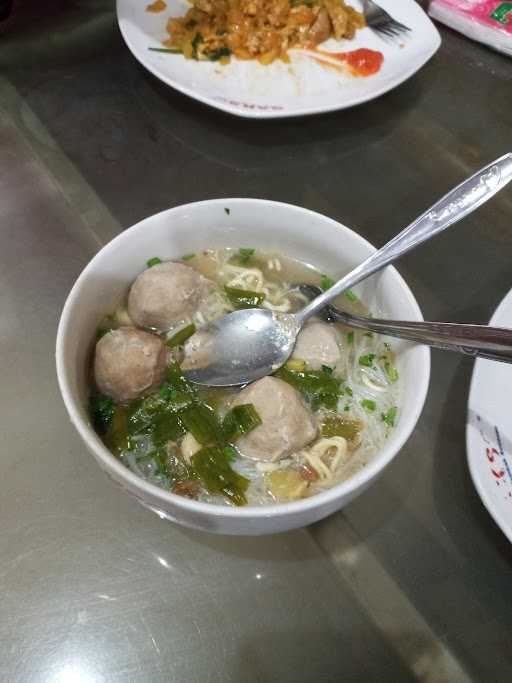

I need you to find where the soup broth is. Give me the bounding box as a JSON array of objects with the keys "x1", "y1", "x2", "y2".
[{"x1": 90, "y1": 248, "x2": 400, "y2": 507}]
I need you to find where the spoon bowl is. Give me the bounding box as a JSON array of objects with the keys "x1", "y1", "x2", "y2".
[{"x1": 182, "y1": 308, "x2": 299, "y2": 386}]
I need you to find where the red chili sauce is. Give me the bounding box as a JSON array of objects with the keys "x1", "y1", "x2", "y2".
[{"x1": 314, "y1": 47, "x2": 384, "y2": 76}]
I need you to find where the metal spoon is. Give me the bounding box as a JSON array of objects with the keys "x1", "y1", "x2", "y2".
[
  {"x1": 298, "y1": 284, "x2": 512, "y2": 364},
  {"x1": 182, "y1": 153, "x2": 512, "y2": 386}
]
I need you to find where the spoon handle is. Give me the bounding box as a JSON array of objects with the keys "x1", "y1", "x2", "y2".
[
  {"x1": 329, "y1": 310, "x2": 512, "y2": 364},
  {"x1": 296, "y1": 153, "x2": 512, "y2": 324}
]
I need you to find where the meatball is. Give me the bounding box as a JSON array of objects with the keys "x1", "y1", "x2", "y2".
[
  {"x1": 94, "y1": 327, "x2": 167, "y2": 403},
  {"x1": 231, "y1": 377, "x2": 317, "y2": 462},
  {"x1": 291, "y1": 321, "x2": 341, "y2": 370},
  {"x1": 128, "y1": 261, "x2": 204, "y2": 332},
  {"x1": 308, "y1": 7, "x2": 332, "y2": 44}
]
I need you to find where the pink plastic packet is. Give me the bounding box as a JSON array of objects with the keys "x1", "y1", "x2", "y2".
[{"x1": 429, "y1": 0, "x2": 512, "y2": 56}]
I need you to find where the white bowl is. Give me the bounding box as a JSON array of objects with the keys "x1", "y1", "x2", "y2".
[{"x1": 56, "y1": 199, "x2": 430, "y2": 535}]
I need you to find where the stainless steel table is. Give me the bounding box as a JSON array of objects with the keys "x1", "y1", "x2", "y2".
[{"x1": 1, "y1": 2, "x2": 511, "y2": 681}]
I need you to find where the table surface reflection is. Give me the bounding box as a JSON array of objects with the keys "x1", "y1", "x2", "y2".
[{"x1": 1, "y1": 2, "x2": 511, "y2": 681}]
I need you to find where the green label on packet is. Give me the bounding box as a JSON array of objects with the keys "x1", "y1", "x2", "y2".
[{"x1": 491, "y1": 2, "x2": 512, "y2": 25}]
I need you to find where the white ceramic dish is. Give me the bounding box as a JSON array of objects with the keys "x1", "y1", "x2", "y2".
[
  {"x1": 117, "y1": 0, "x2": 441, "y2": 119},
  {"x1": 467, "y1": 288, "x2": 512, "y2": 543},
  {"x1": 56, "y1": 199, "x2": 430, "y2": 535}
]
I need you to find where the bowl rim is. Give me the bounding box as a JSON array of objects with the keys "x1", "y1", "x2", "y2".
[{"x1": 56, "y1": 198, "x2": 430, "y2": 519}]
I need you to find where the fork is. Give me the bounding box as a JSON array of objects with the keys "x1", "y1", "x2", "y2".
[
  {"x1": 298, "y1": 285, "x2": 512, "y2": 364},
  {"x1": 362, "y1": 0, "x2": 412, "y2": 41}
]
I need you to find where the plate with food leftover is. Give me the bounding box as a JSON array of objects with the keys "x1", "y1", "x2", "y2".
[
  {"x1": 117, "y1": 0, "x2": 441, "y2": 118},
  {"x1": 467, "y1": 287, "x2": 512, "y2": 543}
]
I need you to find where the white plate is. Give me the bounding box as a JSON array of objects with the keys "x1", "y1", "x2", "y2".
[
  {"x1": 117, "y1": 0, "x2": 441, "y2": 119},
  {"x1": 467, "y1": 288, "x2": 512, "y2": 543}
]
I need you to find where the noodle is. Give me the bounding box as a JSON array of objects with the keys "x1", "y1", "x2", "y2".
[{"x1": 163, "y1": 0, "x2": 365, "y2": 65}]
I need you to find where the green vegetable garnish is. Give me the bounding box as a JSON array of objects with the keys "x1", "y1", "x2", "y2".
[
  {"x1": 207, "y1": 47, "x2": 231, "y2": 61},
  {"x1": 192, "y1": 446, "x2": 249, "y2": 506},
  {"x1": 285, "y1": 358, "x2": 306, "y2": 372},
  {"x1": 152, "y1": 412, "x2": 185, "y2": 447},
  {"x1": 96, "y1": 314, "x2": 115, "y2": 340},
  {"x1": 345, "y1": 386, "x2": 353, "y2": 397},
  {"x1": 191, "y1": 32, "x2": 203, "y2": 59},
  {"x1": 146, "y1": 256, "x2": 162, "y2": 267},
  {"x1": 96, "y1": 327, "x2": 111, "y2": 340},
  {"x1": 105, "y1": 406, "x2": 131, "y2": 453},
  {"x1": 179, "y1": 402, "x2": 222, "y2": 446},
  {"x1": 345, "y1": 289, "x2": 358, "y2": 302},
  {"x1": 321, "y1": 415, "x2": 361, "y2": 441},
  {"x1": 359, "y1": 353, "x2": 376, "y2": 367},
  {"x1": 222, "y1": 404, "x2": 262, "y2": 442},
  {"x1": 167, "y1": 450, "x2": 196, "y2": 486},
  {"x1": 322, "y1": 365, "x2": 333, "y2": 375},
  {"x1": 166, "y1": 323, "x2": 196, "y2": 348},
  {"x1": 129, "y1": 394, "x2": 185, "y2": 445},
  {"x1": 361, "y1": 399, "x2": 376, "y2": 412},
  {"x1": 223, "y1": 445, "x2": 237, "y2": 462},
  {"x1": 381, "y1": 406, "x2": 397, "y2": 427},
  {"x1": 320, "y1": 274, "x2": 334, "y2": 291},
  {"x1": 275, "y1": 365, "x2": 341, "y2": 411},
  {"x1": 238, "y1": 247, "x2": 255, "y2": 264},
  {"x1": 148, "y1": 47, "x2": 182, "y2": 54},
  {"x1": 165, "y1": 361, "x2": 197, "y2": 395},
  {"x1": 347, "y1": 331, "x2": 354, "y2": 345},
  {"x1": 89, "y1": 393, "x2": 116, "y2": 434},
  {"x1": 225, "y1": 286, "x2": 265, "y2": 309},
  {"x1": 182, "y1": 253, "x2": 195, "y2": 261},
  {"x1": 385, "y1": 362, "x2": 399, "y2": 383}
]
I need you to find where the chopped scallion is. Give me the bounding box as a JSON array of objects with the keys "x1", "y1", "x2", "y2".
[
  {"x1": 179, "y1": 403, "x2": 222, "y2": 445},
  {"x1": 345, "y1": 289, "x2": 358, "y2": 302},
  {"x1": 146, "y1": 256, "x2": 162, "y2": 268},
  {"x1": 381, "y1": 406, "x2": 397, "y2": 427},
  {"x1": 225, "y1": 286, "x2": 265, "y2": 309},
  {"x1": 191, "y1": 32, "x2": 203, "y2": 60},
  {"x1": 222, "y1": 404, "x2": 262, "y2": 442},
  {"x1": 320, "y1": 274, "x2": 334, "y2": 291},
  {"x1": 275, "y1": 366, "x2": 342, "y2": 411},
  {"x1": 223, "y1": 445, "x2": 237, "y2": 462},
  {"x1": 89, "y1": 393, "x2": 116, "y2": 434},
  {"x1": 207, "y1": 47, "x2": 231, "y2": 61},
  {"x1": 285, "y1": 358, "x2": 306, "y2": 372},
  {"x1": 148, "y1": 47, "x2": 183, "y2": 54},
  {"x1": 192, "y1": 446, "x2": 249, "y2": 506},
  {"x1": 359, "y1": 353, "x2": 376, "y2": 367},
  {"x1": 385, "y1": 362, "x2": 399, "y2": 382},
  {"x1": 238, "y1": 247, "x2": 255, "y2": 264},
  {"x1": 347, "y1": 331, "x2": 354, "y2": 345},
  {"x1": 321, "y1": 415, "x2": 361, "y2": 441},
  {"x1": 166, "y1": 323, "x2": 196, "y2": 348},
  {"x1": 361, "y1": 399, "x2": 376, "y2": 412}
]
